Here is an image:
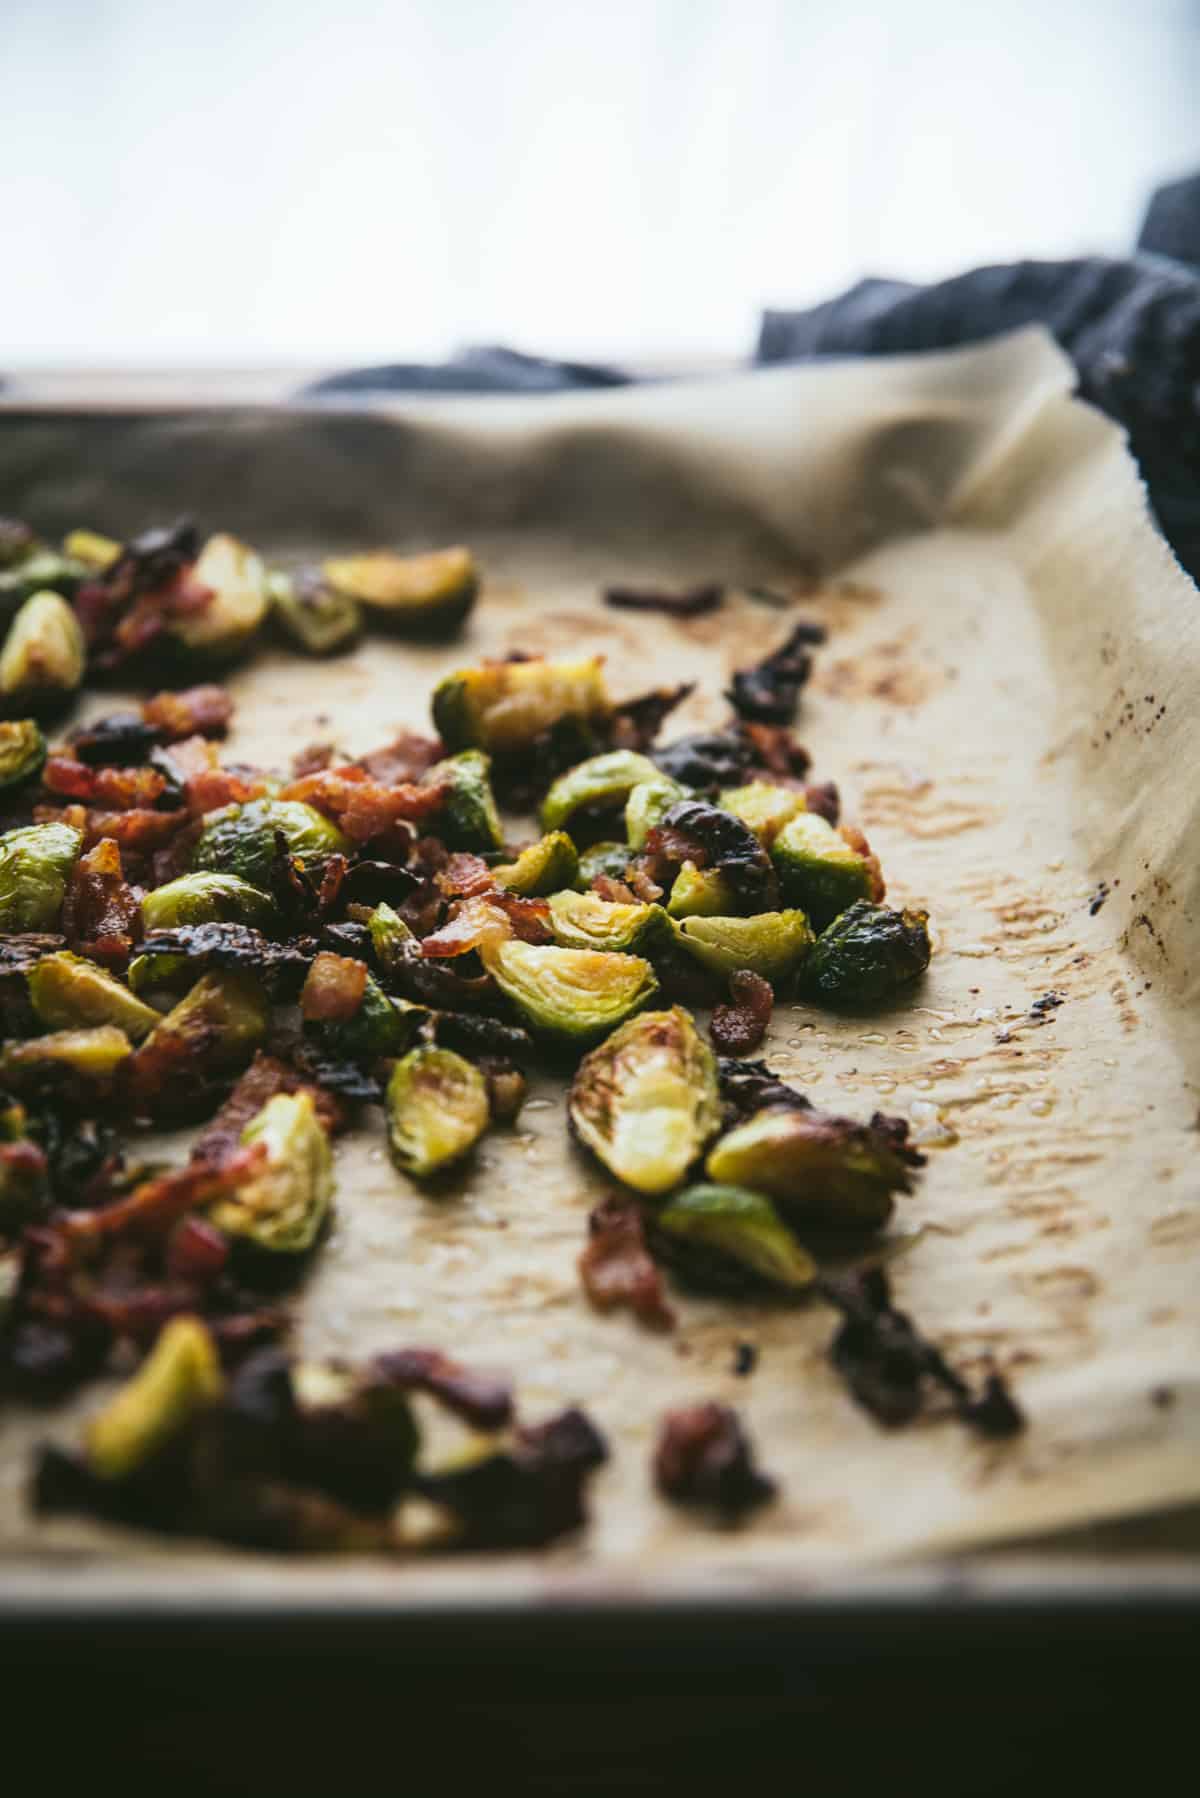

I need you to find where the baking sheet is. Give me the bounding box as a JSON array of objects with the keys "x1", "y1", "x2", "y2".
[{"x1": 2, "y1": 327, "x2": 1199, "y2": 1600}]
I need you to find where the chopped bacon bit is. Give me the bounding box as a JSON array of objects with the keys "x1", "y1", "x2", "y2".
[
  {"x1": 184, "y1": 765, "x2": 271, "y2": 816},
  {"x1": 192, "y1": 1052, "x2": 345, "y2": 1167},
  {"x1": 579, "y1": 1194, "x2": 675, "y2": 1332},
  {"x1": 739, "y1": 721, "x2": 811, "y2": 780},
  {"x1": 374, "y1": 1348, "x2": 514, "y2": 1431},
  {"x1": 81, "y1": 807, "x2": 189, "y2": 855},
  {"x1": 61, "y1": 1148, "x2": 264, "y2": 1246},
  {"x1": 300, "y1": 952, "x2": 368, "y2": 1023},
  {"x1": 291, "y1": 742, "x2": 335, "y2": 778},
  {"x1": 727, "y1": 620, "x2": 823, "y2": 725},
  {"x1": 43, "y1": 757, "x2": 167, "y2": 809},
  {"x1": 710, "y1": 969, "x2": 774, "y2": 1056},
  {"x1": 356, "y1": 730, "x2": 445, "y2": 784},
  {"x1": 804, "y1": 780, "x2": 840, "y2": 825},
  {"x1": 419, "y1": 896, "x2": 511, "y2": 959},
  {"x1": 437, "y1": 853, "x2": 496, "y2": 899},
  {"x1": 605, "y1": 584, "x2": 722, "y2": 618},
  {"x1": 622, "y1": 863, "x2": 664, "y2": 903},
  {"x1": 166, "y1": 1216, "x2": 231, "y2": 1281},
  {"x1": 280, "y1": 766, "x2": 448, "y2": 844},
  {"x1": 143, "y1": 684, "x2": 233, "y2": 741},
  {"x1": 608, "y1": 683, "x2": 694, "y2": 752},
  {"x1": 592, "y1": 873, "x2": 638, "y2": 904},
  {"x1": 61, "y1": 836, "x2": 141, "y2": 966},
  {"x1": 653, "y1": 1401, "x2": 776, "y2": 1518},
  {"x1": 838, "y1": 822, "x2": 886, "y2": 901}
]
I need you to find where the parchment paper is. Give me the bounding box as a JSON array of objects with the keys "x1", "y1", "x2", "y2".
[{"x1": 2, "y1": 326, "x2": 1199, "y2": 1603}]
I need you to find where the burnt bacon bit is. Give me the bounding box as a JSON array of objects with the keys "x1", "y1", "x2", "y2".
[
  {"x1": 653, "y1": 1402, "x2": 776, "y2": 1520},
  {"x1": 69, "y1": 712, "x2": 163, "y2": 766},
  {"x1": 737, "y1": 721, "x2": 812, "y2": 780},
  {"x1": 716, "y1": 1057, "x2": 812, "y2": 1122},
  {"x1": 710, "y1": 969, "x2": 774, "y2": 1056},
  {"x1": 607, "y1": 683, "x2": 694, "y2": 754},
  {"x1": 579, "y1": 1194, "x2": 675, "y2": 1332},
  {"x1": 647, "y1": 800, "x2": 777, "y2": 911},
  {"x1": 135, "y1": 923, "x2": 311, "y2": 996},
  {"x1": 605, "y1": 584, "x2": 723, "y2": 618},
  {"x1": 374, "y1": 1348, "x2": 513, "y2": 1431},
  {"x1": 804, "y1": 780, "x2": 841, "y2": 826},
  {"x1": 142, "y1": 685, "x2": 234, "y2": 742},
  {"x1": 192, "y1": 1053, "x2": 346, "y2": 1167},
  {"x1": 727, "y1": 619, "x2": 826, "y2": 725},
  {"x1": 61, "y1": 837, "x2": 140, "y2": 966},
  {"x1": 418, "y1": 1406, "x2": 609, "y2": 1549}
]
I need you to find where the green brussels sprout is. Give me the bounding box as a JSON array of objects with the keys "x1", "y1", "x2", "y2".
[
  {"x1": 0, "y1": 548, "x2": 87, "y2": 615},
  {"x1": 207, "y1": 1090, "x2": 334, "y2": 1253},
  {"x1": 141, "y1": 871, "x2": 282, "y2": 935},
  {"x1": 0, "y1": 719, "x2": 47, "y2": 791},
  {"x1": 540, "y1": 750, "x2": 660, "y2": 835},
  {"x1": 385, "y1": 1046, "x2": 490, "y2": 1178},
  {"x1": 492, "y1": 830, "x2": 579, "y2": 896},
  {"x1": 366, "y1": 901, "x2": 417, "y2": 975},
  {"x1": 803, "y1": 900, "x2": 933, "y2": 1007},
  {"x1": 87, "y1": 1315, "x2": 224, "y2": 1480},
  {"x1": 0, "y1": 821, "x2": 82, "y2": 931},
  {"x1": 130, "y1": 972, "x2": 268, "y2": 1098},
  {"x1": 27, "y1": 950, "x2": 162, "y2": 1041},
  {"x1": 306, "y1": 968, "x2": 426, "y2": 1060},
  {"x1": 323, "y1": 545, "x2": 478, "y2": 636},
  {"x1": 625, "y1": 774, "x2": 690, "y2": 849},
  {"x1": 771, "y1": 812, "x2": 879, "y2": 929},
  {"x1": 574, "y1": 841, "x2": 632, "y2": 890},
  {"x1": 166, "y1": 532, "x2": 271, "y2": 664},
  {"x1": 548, "y1": 888, "x2": 672, "y2": 955},
  {"x1": 191, "y1": 799, "x2": 348, "y2": 889},
  {"x1": 63, "y1": 528, "x2": 122, "y2": 572},
  {"x1": 427, "y1": 750, "x2": 504, "y2": 852},
  {"x1": 705, "y1": 1106, "x2": 917, "y2": 1230},
  {"x1": 720, "y1": 782, "x2": 806, "y2": 848},
  {"x1": 665, "y1": 861, "x2": 734, "y2": 918},
  {"x1": 656, "y1": 1184, "x2": 817, "y2": 1291},
  {"x1": 0, "y1": 591, "x2": 86, "y2": 713},
  {"x1": 0, "y1": 1024, "x2": 133, "y2": 1087},
  {"x1": 674, "y1": 909, "x2": 814, "y2": 981},
  {"x1": 481, "y1": 937, "x2": 658, "y2": 1045},
  {"x1": 568, "y1": 1005, "x2": 721, "y2": 1195},
  {"x1": 267, "y1": 568, "x2": 361, "y2": 655},
  {"x1": 432, "y1": 655, "x2": 610, "y2": 755}
]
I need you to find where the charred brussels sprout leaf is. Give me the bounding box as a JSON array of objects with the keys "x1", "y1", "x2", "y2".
[
  {"x1": 207, "y1": 1090, "x2": 334, "y2": 1253},
  {"x1": 433, "y1": 655, "x2": 610, "y2": 756},
  {"x1": 493, "y1": 831, "x2": 579, "y2": 896},
  {"x1": 385, "y1": 1046, "x2": 489, "y2": 1178},
  {"x1": 675, "y1": 910, "x2": 814, "y2": 982},
  {"x1": 705, "y1": 1105, "x2": 919, "y2": 1230},
  {"x1": 267, "y1": 568, "x2": 361, "y2": 655},
  {"x1": 548, "y1": 889, "x2": 672, "y2": 956},
  {"x1": 568, "y1": 1005, "x2": 720, "y2": 1195},
  {"x1": 129, "y1": 923, "x2": 308, "y2": 998},
  {"x1": 324, "y1": 546, "x2": 478, "y2": 636},
  {"x1": 771, "y1": 812, "x2": 879, "y2": 929},
  {"x1": 0, "y1": 591, "x2": 86, "y2": 713},
  {"x1": 87, "y1": 1316, "x2": 224, "y2": 1480},
  {"x1": 482, "y1": 938, "x2": 658, "y2": 1045},
  {"x1": 666, "y1": 862, "x2": 734, "y2": 918},
  {"x1": 168, "y1": 532, "x2": 271, "y2": 664},
  {"x1": 575, "y1": 841, "x2": 632, "y2": 890},
  {"x1": 0, "y1": 1024, "x2": 133, "y2": 1088},
  {"x1": 656, "y1": 1183, "x2": 817, "y2": 1291},
  {"x1": 0, "y1": 821, "x2": 82, "y2": 931},
  {"x1": 191, "y1": 799, "x2": 349, "y2": 889},
  {"x1": 720, "y1": 782, "x2": 806, "y2": 848},
  {"x1": 540, "y1": 751, "x2": 660, "y2": 834},
  {"x1": 0, "y1": 719, "x2": 47, "y2": 791},
  {"x1": 651, "y1": 731, "x2": 755, "y2": 790},
  {"x1": 427, "y1": 750, "x2": 504, "y2": 851},
  {"x1": 129, "y1": 972, "x2": 268, "y2": 1107},
  {"x1": 141, "y1": 871, "x2": 282, "y2": 935},
  {"x1": 803, "y1": 900, "x2": 933, "y2": 1007},
  {"x1": 27, "y1": 950, "x2": 161, "y2": 1041},
  {"x1": 625, "y1": 775, "x2": 690, "y2": 849}
]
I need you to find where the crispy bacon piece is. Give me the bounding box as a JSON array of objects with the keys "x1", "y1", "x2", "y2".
[
  {"x1": 804, "y1": 780, "x2": 840, "y2": 825},
  {"x1": 84, "y1": 807, "x2": 189, "y2": 855},
  {"x1": 142, "y1": 683, "x2": 234, "y2": 741},
  {"x1": 279, "y1": 766, "x2": 448, "y2": 845},
  {"x1": 300, "y1": 952, "x2": 368, "y2": 1022},
  {"x1": 653, "y1": 1402, "x2": 776, "y2": 1519},
  {"x1": 419, "y1": 893, "x2": 550, "y2": 958},
  {"x1": 373, "y1": 1348, "x2": 514, "y2": 1431},
  {"x1": 417, "y1": 1405, "x2": 609, "y2": 1548},
  {"x1": 607, "y1": 683, "x2": 694, "y2": 753},
  {"x1": 61, "y1": 836, "x2": 141, "y2": 966},
  {"x1": 436, "y1": 853, "x2": 496, "y2": 899},
  {"x1": 61, "y1": 1148, "x2": 264, "y2": 1246},
  {"x1": 738, "y1": 721, "x2": 811, "y2": 780},
  {"x1": 356, "y1": 730, "x2": 445, "y2": 784},
  {"x1": 838, "y1": 822, "x2": 886, "y2": 902},
  {"x1": 710, "y1": 969, "x2": 774, "y2": 1056},
  {"x1": 605, "y1": 585, "x2": 722, "y2": 617},
  {"x1": 192, "y1": 1053, "x2": 345, "y2": 1166},
  {"x1": 645, "y1": 800, "x2": 776, "y2": 911},
  {"x1": 185, "y1": 765, "x2": 271, "y2": 816},
  {"x1": 43, "y1": 757, "x2": 168, "y2": 809},
  {"x1": 592, "y1": 873, "x2": 639, "y2": 904},
  {"x1": 579, "y1": 1194, "x2": 675, "y2": 1332}
]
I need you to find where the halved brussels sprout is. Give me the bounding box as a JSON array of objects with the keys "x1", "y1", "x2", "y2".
[
  {"x1": 548, "y1": 888, "x2": 672, "y2": 956},
  {"x1": 656, "y1": 1184, "x2": 817, "y2": 1290},
  {"x1": 427, "y1": 750, "x2": 503, "y2": 852},
  {"x1": 323, "y1": 546, "x2": 478, "y2": 636},
  {"x1": 433, "y1": 655, "x2": 610, "y2": 755},
  {"x1": 366, "y1": 900, "x2": 417, "y2": 975},
  {"x1": 63, "y1": 529, "x2": 122, "y2": 572},
  {"x1": 0, "y1": 719, "x2": 47, "y2": 791},
  {"x1": 87, "y1": 1316, "x2": 224, "y2": 1480},
  {"x1": 568, "y1": 1006, "x2": 720, "y2": 1195},
  {"x1": 385, "y1": 1046, "x2": 490, "y2": 1178},
  {"x1": 803, "y1": 900, "x2": 932, "y2": 1007},
  {"x1": 0, "y1": 1024, "x2": 133, "y2": 1087},
  {"x1": 304, "y1": 967, "x2": 425, "y2": 1060},
  {"x1": 267, "y1": 568, "x2": 361, "y2": 655},
  {"x1": 166, "y1": 532, "x2": 271, "y2": 664},
  {"x1": 665, "y1": 861, "x2": 734, "y2": 918},
  {"x1": 191, "y1": 799, "x2": 348, "y2": 889},
  {"x1": 720, "y1": 782, "x2": 806, "y2": 848},
  {"x1": 27, "y1": 950, "x2": 162, "y2": 1041},
  {"x1": 705, "y1": 1106, "x2": 915, "y2": 1229},
  {"x1": 206, "y1": 1090, "x2": 334, "y2": 1253},
  {"x1": 0, "y1": 547, "x2": 87, "y2": 613},
  {"x1": 141, "y1": 871, "x2": 282, "y2": 935},
  {"x1": 482, "y1": 938, "x2": 658, "y2": 1045},
  {"x1": 625, "y1": 775, "x2": 690, "y2": 849},
  {"x1": 0, "y1": 821, "x2": 82, "y2": 931},
  {"x1": 493, "y1": 831, "x2": 579, "y2": 896},
  {"x1": 130, "y1": 972, "x2": 268, "y2": 1092},
  {"x1": 771, "y1": 812, "x2": 878, "y2": 929},
  {"x1": 574, "y1": 841, "x2": 632, "y2": 890},
  {"x1": 674, "y1": 910, "x2": 814, "y2": 982},
  {"x1": 540, "y1": 751, "x2": 660, "y2": 834},
  {"x1": 0, "y1": 591, "x2": 86, "y2": 713}
]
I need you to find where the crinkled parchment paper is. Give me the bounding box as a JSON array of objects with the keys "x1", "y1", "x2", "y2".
[{"x1": 2, "y1": 326, "x2": 1199, "y2": 1605}]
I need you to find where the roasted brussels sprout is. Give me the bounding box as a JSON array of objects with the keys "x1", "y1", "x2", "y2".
[
  {"x1": 771, "y1": 812, "x2": 881, "y2": 929},
  {"x1": 540, "y1": 751, "x2": 660, "y2": 835},
  {"x1": 568, "y1": 1006, "x2": 720, "y2": 1194},
  {"x1": 0, "y1": 821, "x2": 82, "y2": 931},
  {"x1": 0, "y1": 547, "x2": 86, "y2": 614},
  {"x1": 63, "y1": 528, "x2": 123, "y2": 572},
  {"x1": 27, "y1": 950, "x2": 162, "y2": 1041},
  {"x1": 493, "y1": 831, "x2": 579, "y2": 896},
  {"x1": 267, "y1": 568, "x2": 361, "y2": 655},
  {"x1": 191, "y1": 799, "x2": 348, "y2": 889},
  {"x1": 433, "y1": 655, "x2": 610, "y2": 756},
  {"x1": 665, "y1": 861, "x2": 734, "y2": 918},
  {"x1": 720, "y1": 782, "x2": 806, "y2": 848},
  {"x1": 129, "y1": 972, "x2": 268, "y2": 1103},
  {"x1": 0, "y1": 1024, "x2": 133, "y2": 1088},
  {"x1": 625, "y1": 774, "x2": 690, "y2": 849},
  {"x1": 548, "y1": 889, "x2": 672, "y2": 956},
  {"x1": 482, "y1": 938, "x2": 658, "y2": 1045},
  {"x1": 803, "y1": 900, "x2": 933, "y2": 1007},
  {"x1": 304, "y1": 965, "x2": 424, "y2": 1060},
  {"x1": 207, "y1": 1090, "x2": 334, "y2": 1253},
  {"x1": 428, "y1": 750, "x2": 504, "y2": 852},
  {"x1": 323, "y1": 545, "x2": 478, "y2": 636},
  {"x1": 674, "y1": 910, "x2": 814, "y2": 982},
  {"x1": 655, "y1": 1184, "x2": 817, "y2": 1290},
  {"x1": 0, "y1": 719, "x2": 47, "y2": 791},
  {"x1": 166, "y1": 532, "x2": 271, "y2": 664},
  {"x1": 0, "y1": 591, "x2": 86, "y2": 712},
  {"x1": 366, "y1": 900, "x2": 417, "y2": 975},
  {"x1": 385, "y1": 1046, "x2": 490, "y2": 1178},
  {"x1": 705, "y1": 1106, "x2": 917, "y2": 1229},
  {"x1": 86, "y1": 1316, "x2": 224, "y2": 1480},
  {"x1": 141, "y1": 871, "x2": 281, "y2": 935},
  {"x1": 574, "y1": 841, "x2": 632, "y2": 890}
]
